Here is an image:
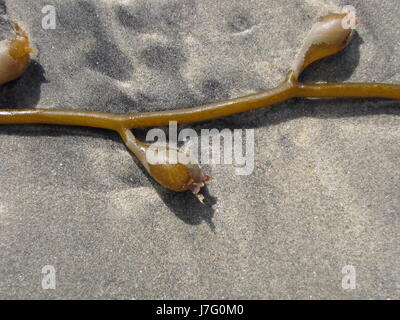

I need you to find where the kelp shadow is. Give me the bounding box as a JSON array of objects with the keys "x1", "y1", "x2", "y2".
[
  {"x1": 123, "y1": 147, "x2": 217, "y2": 231},
  {"x1": 155, "y1": 184, "x2": 217, "y2": 232},
  {"x1": 0, "y1": 59, "x2": 47, "y2": 108},
  {"x1": 300, "y1": 31, "x2": 363, "y2": 83}
]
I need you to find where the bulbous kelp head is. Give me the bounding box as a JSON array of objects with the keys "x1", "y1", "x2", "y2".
[
  {"x1": 145, "y1": 146, "x2": 210, "y2": 202},
  {"x1": 292, "y1": 12, "x2": 360, "y2": 79},
  {"x1": 120, "y1": 129, "x2": 210, "y2": 202},
  {"x1": 148, "y1": 161, "x2": 210, "y2": 193},
  {"x1": 0, "y1": 21, "x2": 33, "y2": 85}
]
